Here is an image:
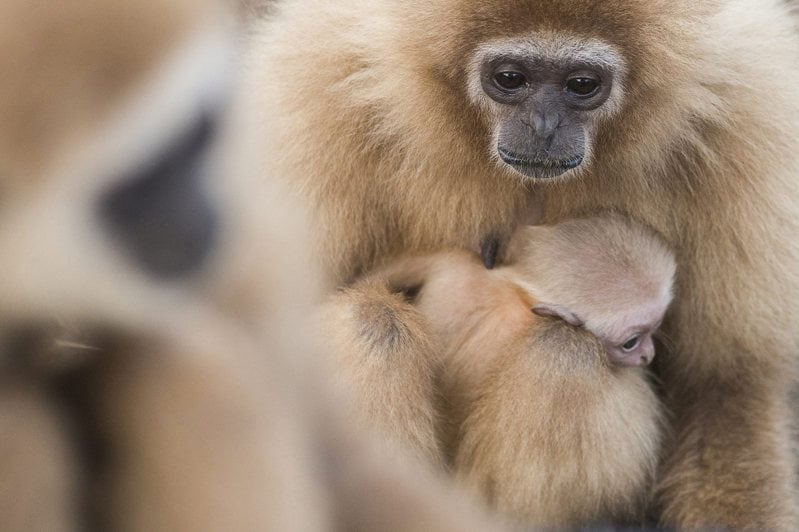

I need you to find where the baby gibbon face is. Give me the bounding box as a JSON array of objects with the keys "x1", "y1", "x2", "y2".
[
  {"x1": 512, "y1": 216, "x2": 675, "y2": 367},
  {"x1": 605, "y1": 331, "x2": 655, "y2": 367},
  {"x1": 467, "y1": 34, "x2": 626, "y2": 180},
  {"x1": 532, "y1": 303, "x2": 661, "y2": 368},
  {"x1": 596, "y1": 314, "x2": 662, "y2": 368}
]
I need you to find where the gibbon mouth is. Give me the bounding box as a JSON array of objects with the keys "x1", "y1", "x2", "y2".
[{"x1": 498, "y1": 148, "x2": 584, "y2": 179}]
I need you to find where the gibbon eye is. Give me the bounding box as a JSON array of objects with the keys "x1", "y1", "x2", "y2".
[
  {"x1": 621, "y1": 335, "x2": 641, "y2": 352},
  {"x1": 494, "y1": 71, "x2": 527, "y2": 91},
  {"x1": 566, "y1": 76, "x2": 600, "y2": 97}
]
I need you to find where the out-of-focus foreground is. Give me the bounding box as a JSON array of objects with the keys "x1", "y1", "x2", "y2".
[{"x1": 0, "y1": 1, "x2": 500, "y2": 530}]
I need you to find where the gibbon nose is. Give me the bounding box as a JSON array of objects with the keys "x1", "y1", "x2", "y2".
[
  {"x1": 98, "y1": 113, "x2": 219, "y2": 279},
  {"x1": 531, "y1": 108, "x2": 560, "y2": 141}
]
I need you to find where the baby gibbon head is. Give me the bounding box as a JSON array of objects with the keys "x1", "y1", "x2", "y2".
[{"x1": 506, "y1": 215, "x2": 676, "y2": 367}]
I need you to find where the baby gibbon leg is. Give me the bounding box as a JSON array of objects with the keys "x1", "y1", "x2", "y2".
[{"x1": 321, "y1": 278, "x2": 443, "y2": 467}]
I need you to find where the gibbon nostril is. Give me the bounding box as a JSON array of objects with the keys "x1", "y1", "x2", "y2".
[{"x1": 97, "y1": 112, "x2": 219, "y2": 279}]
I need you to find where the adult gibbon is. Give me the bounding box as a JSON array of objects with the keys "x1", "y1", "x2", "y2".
[{"x1": 250, "y1": 0, "x2": 799, "y2": 528}]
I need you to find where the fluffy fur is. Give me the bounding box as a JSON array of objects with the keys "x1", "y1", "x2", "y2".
[
  {"x1": 505, "y1": 217, "x2": 675, "y2": 332},
  {"x1": 251, "y1": 0, "x2": 799, "y2": 527},
  {"x1": 452, "y1": 319, "x2": 661, "y2": 526},
  {"x1": 373, "y1": 246, "x2": 665, "y2": 526},
  {"x1": 0, "y1": 1, "x2": 310, "y2": 529},
  {"x1": 322, "y1": 280, "x2": 444, "y2": 466},
  {"x1": 365, "y1": 213, "x2": 675, "y2": 525}
]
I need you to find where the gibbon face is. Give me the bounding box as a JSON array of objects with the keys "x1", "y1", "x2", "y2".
[
  {"x1": 507, "y1": 216, "x2": 676, "y2": 368},
  {"x1": 0, "y1": 0, "x2": 235, "y2": 326},
  {"x1": 468, "y1": 34, "x2": 626, "y2": 179},
  {"x1": 434, "y1": 0, "x2": 686, "y2": 183}
]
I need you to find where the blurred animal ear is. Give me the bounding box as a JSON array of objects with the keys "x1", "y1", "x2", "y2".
[{"x1": 532, "y1": 303, "x2": 584, "y2": 328}]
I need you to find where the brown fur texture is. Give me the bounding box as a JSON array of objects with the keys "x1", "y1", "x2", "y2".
[
  {"x1": 250, "y1": 0, "x2": 799, "y2": 528},
  {"x1": 451, "y1": 318, "x2": 660, "y2": 526}
]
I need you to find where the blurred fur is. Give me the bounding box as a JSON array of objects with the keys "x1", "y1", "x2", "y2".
[
  {"x1": 0, "y1": 1, "x2": 507, "y2": 531},
  {"x1": 250, "y1": 0, "x2": 799, "y2": 528},
  {"x1": 0, "y1": 379, "x2": 78, "y2": 531},
  {"x1": 0, "y1": 1, "x2": 321, "y2": 529}
]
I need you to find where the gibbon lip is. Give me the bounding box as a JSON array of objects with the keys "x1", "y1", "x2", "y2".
[{"x1": 498, "y1": 148, "x2": 584, "y2": 177}]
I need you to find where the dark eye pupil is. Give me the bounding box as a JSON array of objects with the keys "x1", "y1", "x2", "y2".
[
  {"x1": 494, "y1": 71, "x2": 526, "y2": 90},
  {"x1": 622, "y1": 336, "x2": 640, "y2": 351},
  {"x1": 567, "y1": 77, "x2": 599, "y2": 96}
]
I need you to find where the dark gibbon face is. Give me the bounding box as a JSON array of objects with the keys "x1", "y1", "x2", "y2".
[
  {"x1": 468, "y1": 34, "x2": 626, "y2": 180},
  {"x1": 0, "y1": 19, "x2": 235, "y2": 327},
  {"x1": 98, "y1": 108, "x2": 221, "y2": 280}
]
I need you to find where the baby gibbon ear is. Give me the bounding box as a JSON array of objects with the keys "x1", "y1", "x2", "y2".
[{"x1": 532, "y1": 304, "x2": 584, "y2": 328}]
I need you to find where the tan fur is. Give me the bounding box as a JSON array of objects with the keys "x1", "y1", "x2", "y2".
[
  {"x1": 236, "y1": 0, "x2": 277, "y2": 21},
  {"x1": 0, "y1": 0, "x2": 221, "y2": 181},
  {"x1": 0, "y1": 1, "x2": 510, "y2": 530},
  {"x1": 0, "y1": 0, "x2": 322, "y2": 529},
  {"x1": 0, "y1": 1, "x2": 241, "y2": 529},
  {"x1": 369, "y1": 216, "x2": 670, "y2": 526},
  {"x1": 250, "y1": 0, "x2": 799, "y2": 527},
  {"x1": 0, "y1": 379, "x2": 78, "y2": 532},
  {"x1": 79, "y1": 317, "x2": 331, "y2": 532},
  {"x1": 452, "y1": 319, "x2": 661, "y2": 526},
  {"x1": 322, "y1": 280, "x2": 444, "y2": 466}
]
